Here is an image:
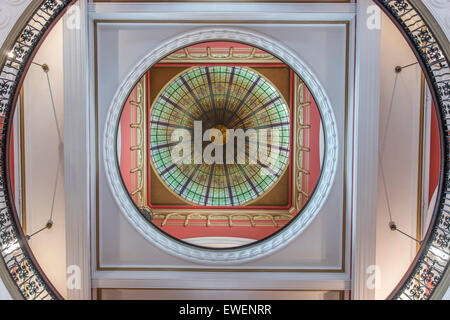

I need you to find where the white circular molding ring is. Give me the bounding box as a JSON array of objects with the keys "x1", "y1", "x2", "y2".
[
  {"x1": 0, "y1": 6, "x2": 10, "y2": 30},
  {"x1": 103, "y1": 28, "x2": 339, "y2": 265}
]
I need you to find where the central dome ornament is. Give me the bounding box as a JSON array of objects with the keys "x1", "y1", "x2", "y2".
[
  {"x1": 149, "y1": 66, "x2": 290, "y2": 206},
  {"x1": 105, "y1": 29, "x2": 338, "y2": 262}
]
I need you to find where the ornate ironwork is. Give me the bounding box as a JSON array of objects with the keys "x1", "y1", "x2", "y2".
[
  {"x1": 0, "y1": 0, "x2": 72, "y2": 300},
  {"x1": 0, "y1": 0, "x2": 447, "y2": 300}
]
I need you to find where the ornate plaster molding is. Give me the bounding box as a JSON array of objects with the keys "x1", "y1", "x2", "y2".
[{"x1": 103, "y1": 27, "x2": 339, "y2": 265}]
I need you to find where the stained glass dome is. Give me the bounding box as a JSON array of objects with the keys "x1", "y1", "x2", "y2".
[{"x1": 149, "y1": 66, "x2": 290, "y2": 206}]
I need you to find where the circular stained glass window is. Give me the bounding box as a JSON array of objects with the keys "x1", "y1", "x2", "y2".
[
  {"x1": 117, "y1": 40, "x2": 327, "y2": 250},
  {"x1": 149, "y1": 66, "x2": 290, "y2": 206}
]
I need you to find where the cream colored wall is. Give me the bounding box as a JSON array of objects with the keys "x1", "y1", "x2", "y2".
[
  {"x1": 22, "y1": 20, "x2": 67, "y2": 298},
  {"x1": 375, "y1": 13, "x2": 423, "y2": 299},
  {"x1": 0, "y1": 278, "x2": 10, "y2": 300}
]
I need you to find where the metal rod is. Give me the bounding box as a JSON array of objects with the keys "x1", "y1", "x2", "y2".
[
  {"x1": 26, "y1": 220, "x2": 53, "y2": 240},
  {"x1": 389, "y1": 221, "x2": 422, "y2": 244},
  {"x1": 26, "y1": 61, "x2": 61, "y2": 237},
  {"x1": 395, "y1": 61, "x2": 419, "y2": 73}
]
